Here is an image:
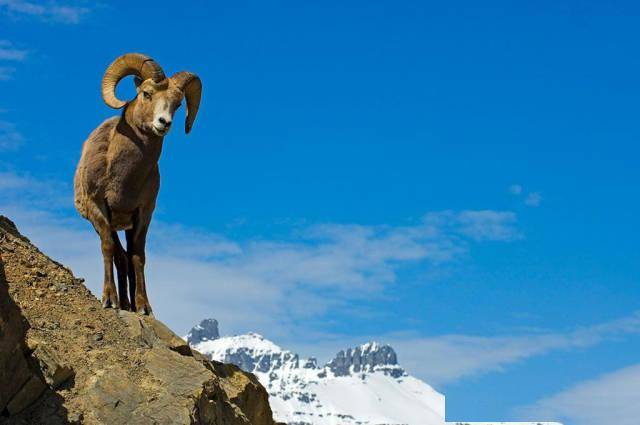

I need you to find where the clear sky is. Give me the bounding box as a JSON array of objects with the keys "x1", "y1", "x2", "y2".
[{"x1": 1, "y1": 1, "x2": 639, "y2": 424}]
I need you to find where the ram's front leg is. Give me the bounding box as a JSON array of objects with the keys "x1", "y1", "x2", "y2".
[
  {"x1": 126, "y1": 222, "x2": 152, "y2": 315},
  {"x1": 100, "y1": 233, "x2": 119, "y2": 308},
  {"x1": 91, "y1": 226, "x2": 118, "y2": 309},
  {"x1": 88, "y1": 203, "x2": 119, "y2": 309}
]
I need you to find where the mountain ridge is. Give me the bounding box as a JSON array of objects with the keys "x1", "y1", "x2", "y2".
[
  {"x1": 188, "y1": 320, "x2": 446, "y2": 425},
  {"x1": 186, "y1": 319, "x2": 406, "y2": 377},
  {"x1": 187, "y1": 318, "x2": 563, "y2": 425}
]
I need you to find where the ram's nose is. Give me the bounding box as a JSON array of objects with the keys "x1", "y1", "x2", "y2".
[{"x1": 157, "y1": 117, "x2": 172, "y2": 128}]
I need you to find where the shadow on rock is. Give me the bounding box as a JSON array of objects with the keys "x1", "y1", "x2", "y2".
[{"x1": 0, "y1": 246, "x2": 75, "y2": 424}]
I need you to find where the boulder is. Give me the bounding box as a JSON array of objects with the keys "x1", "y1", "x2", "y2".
[{"x1": 0, "y1": 216, "x2": 277, "y2": 425}]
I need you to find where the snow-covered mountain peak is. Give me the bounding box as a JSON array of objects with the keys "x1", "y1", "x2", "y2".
[
  {"x1": 327, "y1": 340, "x2": 404, "y2": 378},
  {"x1": 185, "y1": 318, "x2": 219, "y2": 345},
  {"x1": 187, "y1": 319, "x2": 560, "y2": 425},
  {"x1": 189, "y1": 320, "x2": 444, "y2": 425},
  {"x1": 192, "y1": 332, "x2": 302, "y2": 373},
  {"x1": 222, "y1": 332, "x2": 283, "y2": 352}
]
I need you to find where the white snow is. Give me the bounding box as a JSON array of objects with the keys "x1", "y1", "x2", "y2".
[
  {"x1": 258, "y1": 370, "x2": 445, "y2": 425},
  {"x1": 193, "y1": 332, "x2": 283, "y2": 357},
  {"x1": 190, "y1": 330, "x2": 562, "y2": 425},
  {"x1": 195, "y1": 332, "x2": 445, "y2": 425}
]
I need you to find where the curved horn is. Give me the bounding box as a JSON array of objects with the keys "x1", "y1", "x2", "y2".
[
  {"x1": 171, "y1": 71, "x2": 202, "y2": 134},
  {"x1": 101, "y1": 53, "x2": 166, "y2": 109}
]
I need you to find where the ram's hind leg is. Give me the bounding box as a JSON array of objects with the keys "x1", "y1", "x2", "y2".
[
  {"x1": 127, "y1": 249, "x2": 137, "y2": 312},
  {"x1": 113, "y1": 232, "x2": 131, "y2": 311}
]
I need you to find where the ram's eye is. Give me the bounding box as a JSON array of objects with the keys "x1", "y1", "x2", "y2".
[{"x1": 143, "y1": 91, "x2": 152, "y2": 100}]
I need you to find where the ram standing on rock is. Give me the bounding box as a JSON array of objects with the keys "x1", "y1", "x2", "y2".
[{"x1": 73, "y1": 53, "x2": 202, "y2": 315}]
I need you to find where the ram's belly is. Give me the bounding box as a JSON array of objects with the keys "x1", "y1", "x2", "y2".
[
  {"x1": 105, "y1": 191, "x2": 138, "y2": 230},
  {"x1": 110, "y1": 211, "x2": 134, "y2": 231}
]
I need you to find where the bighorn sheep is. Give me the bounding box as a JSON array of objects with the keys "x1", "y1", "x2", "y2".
[{"x1": 74, "y1": 53, "x2": 202, "y2": 314}]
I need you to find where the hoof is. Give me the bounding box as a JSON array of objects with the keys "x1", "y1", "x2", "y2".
[
  {"x1": 102, "y1": 299, "x2": 119, "y2": 309},
  {"x1": 119, "y1": 298, "x2": 131, "y2": 311},
  {"x1": 135, "y1": 295, "x2": 152, "y2": 316},
  {"x1": 101, "y1": 293, "x2": 119, "y2": 309},
  {"x1": 136, "y1": 305, "x2": 153, "y2": 316}
]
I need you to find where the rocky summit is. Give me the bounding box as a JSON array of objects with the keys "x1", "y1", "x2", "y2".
[
  {"x1": 326, "y1": 342, "x2": 402, "y2": 377},
  {"x1": 0, "y1": 216, "x2": 279, "y2": 425},
  {"x1": 186, "y1": 319, "x2": 221, "y2": 346}
]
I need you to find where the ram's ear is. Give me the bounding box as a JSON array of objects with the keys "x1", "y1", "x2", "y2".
[{"x1": 134, "y1": 76, "x2": 144, "y2": 88}]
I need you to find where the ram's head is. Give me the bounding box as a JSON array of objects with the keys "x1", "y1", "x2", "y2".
[{"x1": 101, "y1": 53, "x2": 202, "y2": 136}]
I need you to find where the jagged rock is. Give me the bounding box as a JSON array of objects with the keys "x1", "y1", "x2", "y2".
[
  {"x1": 31, "y1": 344, "x2": 75, "y2": 389},
  {"x1": 302, "y1": 357, "x2": 317, "y2": 369},
  {"x1": 118, "y1": 310, "x2": 192, "y2": 355},
  {"x1": 0, "y1": 216, "x2": 277, "y2": 425},
  {"x1": 209, "y1": 361, "x2": 276, "y2": 425},
  {"x1": 5, "y1": 376, "x2": 47, "y2": 416},
  {"x1": 0, "y1": 345, "x2": 32, "y2": 414},
  {"x1": 327, "y1": 342, "x2": 403, "y2": 377},
  {"x1": 187, "y1": 318, "x2": 220, "y2": 345},
  {"x1": 0, "y1": 238, "x2": 41, "y2": 416}
]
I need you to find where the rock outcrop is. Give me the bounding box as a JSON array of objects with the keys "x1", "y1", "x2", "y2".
[
  {"x1": 0, "y1": 216, "x2": 279, "y2": 425},
  {"x1": 327, "y1": 342, "x2": 404, "y2": 377},
  {"x1": 186, "y1": 319, "x2": 220, "y2": 346}
]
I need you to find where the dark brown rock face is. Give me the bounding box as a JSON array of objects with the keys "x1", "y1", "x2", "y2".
[
  {"x1": 0, "y1": 216, "x2": 277, "y2": 425},
  {"x1": 0, "y1": 218, "x2": 50, "y2": 419}
]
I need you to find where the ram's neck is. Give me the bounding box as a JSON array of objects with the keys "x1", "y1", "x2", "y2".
[
  {"x1": 106, "y1": 113, "x2": 164, "y2": 210},
  {"x1": 118, "y1": 104, "x2": 164, "y2": 160}
]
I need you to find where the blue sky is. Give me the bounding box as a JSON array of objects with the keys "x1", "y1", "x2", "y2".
[{"x1": 1, "y1": 1, "x2": 639, "y2": 424}]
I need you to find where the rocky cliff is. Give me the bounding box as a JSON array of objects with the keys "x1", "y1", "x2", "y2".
[{"x1": 0, "y1": 216, "x2": 279, "y2": 425}]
